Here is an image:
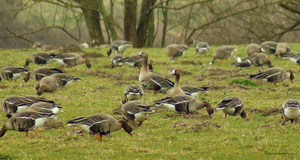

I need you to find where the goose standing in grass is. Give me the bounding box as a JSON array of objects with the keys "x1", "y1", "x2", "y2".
[
  {"x1": 246, "y1": 43, "x2": 264, "y2": 57},
  {"x1": 50, "y1": 73, "x2": 81, "y2": 91},
  {"x1": 0, "y1": 66, "x2": 28, "y2": 82},
  {"x1": 54, "y1": 53, "x2": 91, "y2": 68},
  {"x1": 24, "y1": 52, "x2": 57, "y2": 67},
  {"x1": 118, "y1": 54, "x2": 143, "y2": 70},
  {"x1": 121, "y1": 100, "x2": 154, "y2": 127},
  {"x1": 111, "y1": 53, "x2": 124, "y2": 68},
  {"x1": 138, "y1": 52, "x2": 174, "y2": 95},
  {"x1": 28, "y1": 102, "x2": 62, "y2": 116},
  {"x1": 281, "y1": 99, "x2": 300, "y2": 125},
  {"x1": 66, "y1": 113, "x2": 133, "y2": 141},
  {"x1": 36, "y1": 76, "x2": 59, "y2": 96},
  {"x1": 282, "y1": 52, "x2": 300, "y2": 65},
  {"x1": 154, "y1": 95, "x2": 214, "y2": 118},
  {"x1": 0, "y1": 111, "x2": 54, "y2": 138},
  {"x1": 209, "y1": 46, "x2": 236, "y2": 65},
  {"x1": 216, "y1": 96, "x2": 247, "y2": 119},
  {"x1": 123, "y1": 84, "x2": 144, "y2": 104},
  {"x1": 275, "y1": 43, "x2": 291, "y2": 59},
  {"x1": 250, "y1": 67, "x2": 294, "y2": 87},
  {"x1": 166, "y1": 44, "x2": 188, "y2": 62},
  {"x1": 106, "y1": 40, "x2": 132, "y2": 57},
  {"x1": 32, "y1": 42, "x2": 57, "y2": 51},
  {"x1": 195, "y1": 42, "x2": 209, "y2": 56},
  {"x1": 23, "y1": 67, "x2": 64, "y2": 82},
  {"x1": 231, "y1": 56, "x2": 252, "y2": 68},
  {"x1": 260, "y1": 41, "x2": 278, "y2": 59},
  {"x1": 248, "y1": 53, "x2": 274, "y2": 69}
]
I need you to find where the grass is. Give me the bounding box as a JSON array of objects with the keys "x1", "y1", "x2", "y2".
[{"x1": 1, "y1": 44, "x2": 300, "y2": 159}]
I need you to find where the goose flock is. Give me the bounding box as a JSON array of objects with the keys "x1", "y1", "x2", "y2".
[{"x1": 0, "y1": 39, "x2": 299, "y2": 142}]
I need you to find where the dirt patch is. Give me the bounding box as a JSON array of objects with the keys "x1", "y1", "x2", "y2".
[
  {"x1": 288, "y1": 87, "x2": 300, "y2": 91},
  {"x1": 39, "y1": 120, "x2": 64, "y2": 131},
  {"x1": 84, "y1": 70, "x2": 114, "y2": 78},
  {"x1": 0, "y1": 84, "x2": 8, "y2": 89},
  {"x1": 154, "y1": 62, "x2": 169, "y2": 65},
  {"x1": 246, "y1": 108, "x2": 281, "y2": 116},
  {"x1": 204, "y1": 67, "x2": 249, "y2": 80},
  {"x1": 258, "y1": 87, "x2": 277, "y2": 91},
  {"x1": 58, "y1": 128, "x2": 87, "y2": 139},
  {"x1": 203, "y1": 84, "x2": 251, "y2": 91},
  {"x1": 193, "y1": 74, "x2": 207, "y2": 81},
  {"x1": 170, "y1": 121, "x2": 221, "y2": 132},
  {"x1": 111, "y1": 73, "x2": 124, "y2": 81},
  {"x1": 180, "y1": 60, "x2": 203, "y2": 65},
  {"x1": 163, "y1": 111, "x2": 211, "y2": 119},
  {"x1": 82, "y1": 52, "x2": 104, "y2": 58}
]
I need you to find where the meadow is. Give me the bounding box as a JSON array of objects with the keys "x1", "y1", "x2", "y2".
[{"x1": 0, "y1": 44, "x2": 300, "y2": 160}]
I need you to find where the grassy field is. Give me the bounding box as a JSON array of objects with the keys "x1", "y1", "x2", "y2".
[{"x1": 0, "y1": 44, "x2": 300, "y2": 159}]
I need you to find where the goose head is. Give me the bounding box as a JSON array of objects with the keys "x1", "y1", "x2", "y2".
[
  {"x1": 32, "y1": 42, "x2": 41, "y2": 49},
  {"x1": 286, "y1": 70, "x2": 294, "y2": 83},
  {"x1": 118, "y1": 119, "x2": 133, "y2": 136},
  {"x1": 23, "y1": 71, "x2": 32, "y2": 82}
]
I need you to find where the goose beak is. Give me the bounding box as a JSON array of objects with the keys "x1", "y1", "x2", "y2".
[{"x1": 130, "y1": 133, "x2": 133, "y2": 136}]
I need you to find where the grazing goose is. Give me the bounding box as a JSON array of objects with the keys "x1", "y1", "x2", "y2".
[
  {"x1": 181, "y1": 86, "x2": 209, "y2": 98},
  {"x1": 275, "y1": 43, "x2": 291, "y2": 59},
  {"x1": 24, "y1": 52, "x2": 57, "y2": 67},
  {"x1": 0, "y1": 66, "x2": 28, "y2": 82},
  {"x1": 28, "y1": 102, "x2": 62, "y2": 116},
  {"x1": 260, "y1": 41, "x2": 278, "y2": 58},
  {"x1": 1, "y1": 96, "x2": 55, "y2": 118},
  {"x1": 281, "y1": 99, "x2": 300, "y2": 125},
  {"x1": 248, "y1": 53, "x2": 273, "y2": 69},
  {"x1": 195, "y1": 42, "x2": 209, "y2": 56},
  {"x1": 32, "y1": 42, "x2": 57, "y2": 51},
  {"x1": 50, "y1": 73, "x2": 81, "y2": 90},
  {"x1": 209, "y1": 46, "x2": 236, "y2": 65},
  {"x1": 246, "y1": 43, "x2": 264, "y2": 57},
  {"x1": 121, "y1": 100, "x2": 154, "y2": 127},
  {"x1": 216, "y1": 96, "x2": 247, "y2": 119},
  {"x1": 123, "y1": 84, "x2": 144, "y2": 104},
  {"x1": 231, "y1": 56, "x2": 252, "y2": 68},
  {"x1": 166, "y1": 44, "x2": 188, "y2": 62},
  {"x1": 282, "y1": 52, "x2": 300, "y2": 65},
  {"x1": 138, "y1": 52, "x2": 174, "y2": 95},
  {"x1": 118, "y1": 54, "x2": 143, "y2": 70},
  {"x1": 106, "y1": 40, "x2": 132, "y2": 57},
  {"x1": 250, "y1": 67, "x2": 294, "y2": 87},
  {"x1": 154, "y1": 95, "x2": 214, "y2": 118},
  {"x1": 0, "y1": 111, "x2": 54, "y2": 138},
  {"x1": 36, "y1": 76, "x2": 59, "y2": 96},
  {"x1": 54, "y1": 53, "x2": 91, "y2": 68},
  {"x1": 111, "y1": 53, "x2": 124, "y2": 68},
  {"x1": 66, "y1": 113, "x2": 133, "y2": 141},
  {"x1": 23, "y1": 67, "x2": 64, "y2": 82}
]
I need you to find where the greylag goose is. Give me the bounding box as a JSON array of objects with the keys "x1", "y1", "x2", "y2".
[
  {"x1": 248, "y1": 53, "x2": 273, "y2": 69},
  {"x1": 66, "y1": 113, "x2": 133, "y2": 141},
  {"x1": 32, "y1": 42, "x2": 57, "y2": 51},
  {"x1": 0, "y1": 66, "x2": 28, "y2": 82},
  {"x1": 281, "y1": 99, "x2": 300, "y2": 125},
  {"x1": 216, "y1": 96, "x2": 247, "y2": 119},
  {"x1": 111, "y1": 53, "x2": 124, "y2": 68},
  {"x1": 50, "y1": 73, "x2": 81, "y2": 91},
  {"x1": 23, "y1": 67, "x2": 64, "y2": 82},
  {"x1": 138, "y1": 52, "x2": 174, "y2": 95},
  {"x1": 54, "y1": 53, "x2": 91, "y2": 68},
  {"x1": 260, "y1": 41, "x2": 278, "y2": 58},
  {"x1": 123, "y1": 84, "x2": 144, "y2": 104},
  {"x1": 121, "y1": 100, "x2": 154, "y2": 127},
  {"x1": 246, "y1": 43, "x2": 264, "y2": 57},
  {"x1": 0, "y1": 111, "x2": 54, "y2": 138},
  {"x1": 24, "y1": 52, "x2": 57, "y2": 67},
  {"x1": 106, "y1": 40, "x2": 132, "y2": 57},
  {"x1": 275, "y1": 43, "x2": 291, "y2": 59},
  {"x1": 209, "y1": 46, "x2": 236, "y2": 65},
  {"x1": 282, "y1": 52, "x2": 300, "y2": 65},
  {"x1": 250, "y1": 67, "x2": 294, "y2": 87},
  {"x1": 195, "y1": 42, "x2": 209, "y2": 56},
  {"x1": 166, "y1": 44, "x2": 188, "y2": 62},
  {"x1": 36, "y1": 76, "x2": 59, "y2": 96}
]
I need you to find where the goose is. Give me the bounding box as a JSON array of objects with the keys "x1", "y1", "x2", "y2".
[
  {"x1": 0, "y1": 66, "x2": 28, "y2": 82},
  {"x1": 246, "y1": 43, "x2": 264, "y2": 57},
  {"x1": 66, "y1": 113, "x2": 133, "y2": 141},
  {"x1": 32, "y1": 42, "x2": 57, "y2": 51},
  {"x1": 281, "y1": 99, "x2": 300, "y2": 125},
  {"x1": 121, "y1": 100, "x2": 154, "y2": 127},
  {"x1": 118, "y1": 54, "x2": 143, "y2": 70},
  {"x1": 153, "y1": 95, "x2": 214, "y2": 118},
  {"x1": 248, "y1": 53, "x2": 274, "y2": 69},
  {"x1": 164, "y1": 69, "x2": 187, "y2": 98},
  {"x1": 24, "y1": 52, "x2": 57, "y2": 67},
  {"x1": 180, "y1": 86, "x2": 209, "y2": 98},
  {"x1": 36, "y1": 76, "x2": 59, "y2": 96},
  {"x1": 138, "y1": 52, "x2": 174, "y2": 95},
  {"x1": 195, "y1": 42, "x2": 209, "y2": 56},
  {"x1": 260, "y1": 41, "x2": 278, "y2": 58},
  {"x1": 123, "y1": 84, "x2": 144, "y2": 104},
  {"x1": 106, "y1": 40, "x2": 132, "y2": 57},
  {"x1": 49, "y1": 73, "x2": 81, "y2": 91},
  {"x1": 148, "y1": 59, "x2": 154, "y2": 72},
  {"x1": 209, "y1": 46, "x2": 236, "y2": 65},
  {"x1": 250, "y1": 67, "x2": 294, "y2": 87},
  {"x1": 275, "y1": 43, "x2": 291, "y2": 59},
  {"x1": 90, "y1": 39, "x2": 100, "y2": 48},
  {"x1": 54, "y1": 53, "x2": 91, "y2": 68},
  {"x1": 231, "y1": 56, "x2": 252, "y2": 68},
  {"x1": 0, "y1": 111, "x2": 54, "y2": 138},
  {"x1": 166, "y1": 44, "x2": 188, "y2": 62},
  {"x1": 111, "y1": 53, "x2": 124, "y2": 68},
  {"x1": 23, "y1": 67, "x2": 64, "y2": 82},
  {"x1": 27, "y1": 102, "x2": 62, "y2": 116},
  {"x1": 282, "y1": 52, "x2": 300, "y2": 65},
  {"x1": 216, "y1": 96, "x2": 247, "y2": 119},
  {"x1": 1, "y1": 96, "x2": 55, "y2": 118}
]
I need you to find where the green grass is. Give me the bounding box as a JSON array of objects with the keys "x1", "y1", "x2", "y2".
[{"x1": 1, "y1": 44, "x2": 300, "y2": 159}]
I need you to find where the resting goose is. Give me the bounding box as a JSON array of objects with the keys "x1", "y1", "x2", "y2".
[
  {"x1": 282, "y1": 52, "x2": 300, "y2": 65},
  {"x1": 166, "y1": 44, "x2": 188, "y2": 62},
  {"x1": 260, "y1": 41, "x2": 278, "y2": 58},
  {"x1": 250, "y1": 67, "x2": 294, "y2": 87},
  {"x1": 50, "y1": 73, "x2": 81, "y2": 91},
  {"x1": 106, "y1": 40, "x2": 132, "y2": 57},
  {"x1": 281, "y1": 99, "x2": 300, "y2": 125},
  {"x1": 23, "y1": 67, "x2": 64, "y2": 82},
  {"x1": 138, "y1": 52, "x2": 174, "y2": 95},
  {"x1": 121, "y1": 100, "x2": 154, "y2": 127},
  {"x1": 248, "y1": 53, "x2": 273, "y2": 69},
  {"x1": 0, "y1": 111, "x2": 54, "y2": 138},
  {"x1": 118, "y1": 54, "x2": 143, "y2": 70},
  {"x1": 111, "y1": 53, "x2": 124, "y2": 68},
  {"x1": 32, "y1": 42, "x2": 57, "y2": 51},
  {"x1": 0, "y1": 66, "x2": 28, "y2": 82},
  {"x1": 246, "y1": 43, "x2": 264, "y2": 57},
  {"x1": 36, "y1": 76, "x2": 59, "y2": 96},
  {"x1": 209, "y1": 46, "x2": 236, "y2": 65},
  {"x1": 66, "y1": 113, "x2": 133, "y2": 141},
  {"x1": 195, "y1": 42, "x2": 209, "y2": 56},
  {"x1": 28, "y1": 102, "x2": 62, "y2": 116},
  {"x1": 54, "y1": 53, "x2": 91, "y2": 68},
  {"x1": 275, "y1": 43, "x2": 291, "y2": 59},
  {"x1": 123, "y1": 84, "x2": 144, "y2": 104},
  {"x1": 216, "y1": 96, "x2": 247, "y2": 119},
  {"x1": 24, "y1": 52, "x2": 57, "y2": 67}
]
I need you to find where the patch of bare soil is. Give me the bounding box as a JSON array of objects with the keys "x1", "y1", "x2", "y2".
[
  {"x1": 193, "y1": 74, "x2": 207, "y2": 81},
  {"x1": 204, "y1": 84, "x2": 251, "y2": 91},
  {"x1": 39, "y1": 120, "x2": 64, "y2": 131},
  {"x1": 258, "y1": 87, "x2": 277, "y2": 91},
  {"x1": 82, "y1": 52, "x2": 104, "y2": 58},
  {"x1": 0, "y1": 84, "x2": 9, "y2": 89},
  {"x1": 84, "y1": 70, "x2": 114, "y2": 78},
  {"x1": 163, "y1": 111, "x2": 211, "y2": 119},
  {"x1": 246, "y1": 108, "x2": 281, "y2": 116},
  {"x1": 103, "y1": 64, "x2": 114, "y2": 68},
  {"x1": 111, "y1": 73, "x2": 124, "y2": 81},
  {"x1": 288, "y1": 87, "x2": 300, "y2": 91},
  {"x1": 166, "y1": 68, "x2": 192, "y2": 75},
  {"x1": 170, "y1": 121, "x2": 221, "y2": 132},
  {"x1": 204, "y1": 67, "x2": 249, "y2": 80}
]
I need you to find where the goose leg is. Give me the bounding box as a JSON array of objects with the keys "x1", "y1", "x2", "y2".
[
  {"x1": 225, "y1": 114, "x2": 227, "y2": 119},
  {"x1": 219, "y1": 59, "x2": 222, "y2": 65},
  {"x1": 95, "y1": 134, "x2": 99, "y2": 140},
  {"x1": 100, "y1": 135, "x2": 103, "y2": 141},
  {"x1": 33, "y1": 129, "x2": 39, "y2": 139},
  {"x1": 26, "y1": 132, "x2": 29, "y2": 138},
  {"x1": 295, "y1": 118, "x2": 298, "y2": 124},
  {"x1": 274, "y1": 82, "x2": 277, "y2": 87},
  {"x1": 281, "y1": 118, "x2": 286, "y2": 125},
  {"x1": 10, "y1": 79, "x2": 12, "y2": 83},
  {"x1": 153, "y1": 91, "x2": 157, "y2": 95}
]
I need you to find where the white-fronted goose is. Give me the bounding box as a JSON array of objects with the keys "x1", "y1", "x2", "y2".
[
  {"x1": 1, "y1": 66, "x2": 28, "y2": 82},
  {"x1": 275, "y1": 43, "x2": 291, "y2": 59},
  {"x1": 138, "y1": 52, "x2": 174, "y2": 95},
  {"x1": 123, "y1": 84, "x2": 144, "y2": 104},
  {"x1": 248, "y1": 53, "x2": 273, "y2": 69},
  {"x1": 246, "y1": 43, "x2": 264, "y2": 57},
  {"x1": 28, "y1": 102, "x2": 62, "y2": 116},
  {"x1": 181, "y1": 86, "x2": 209, "y2": 98},
  {"x1": 216, "y1": 96, "x2": 247, "y2": 119},
  {"x1": 66, "y1": 113, "x2": 133, "y2": 141},
  {"x1": 36, "y1": 76, "x2": 59, "y2": 96},
  {"x1": 166, "y1": 44, "x2": 188, "y2": 62},
  {"x1": 281, "y1": 99, "x2": 300, "y2": 125},
  {"x1": 121, "y1": 100, "x2": 154, "y2": 127},
  {"x1": 282, "y1": 52, "x2": 300, "y2": 65},
  {"x1": 23, "y1": 67, "x2": 64, "y2": 82},
  {"x1": 231, "y1": 56, "x2": 252, "y2": 68},
  {"x1": 154, "y1": 95, "x2": 214, "y2": 118},
  {"x1": 250, "y1": 67, "x2": 294, "y2": 87},
  {"x1": 107, "y1": 40, "x2": 132, "y2": 57},
  {"x1": 50, "y1": 73, "x2": 81, "y2": 90},
  {"x1": 195, "y1": 42, "x2": 209, "y2": 56},
  {"x1": 24, "y1": 52, "x2": 57, "y2": 67},
  {"x1": 118, "y1": 54, "x2": 143, "y2": 70},
  {"x1": 0, "y1": 111, "x2": 54, "y2": 138},
  {"x1": 111, "y1": 53, "x2": 124, "y2": 68},
  {"x1": 32, "y1": 42, "x2": 58, "y2": 51},
  {"x1": 54, "y1": 53, "x2": 91, "y2": 68},
  {"x1": 209, "y1": 46, "x2": 236, "y2": 65},
  {"x1": 260, "y1": 41, "x2": 278, "y2": 58},
  {"x1": 164, "y1": 69, "x2": 186, "y2": 98}
]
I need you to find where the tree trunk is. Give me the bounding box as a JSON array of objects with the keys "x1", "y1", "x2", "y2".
[
  {"x1": 146, "y1": 10, "x2": 155, "y2": 47},
  {"x1": 124, "y1": 0, "x2": 137, "y2": 45},
  {"x1": 161, "y1": 0, "x2": 169, "y2": 48},
  {"x1": 98, "y1": 0, "x2": 118, "y2": 41}
]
